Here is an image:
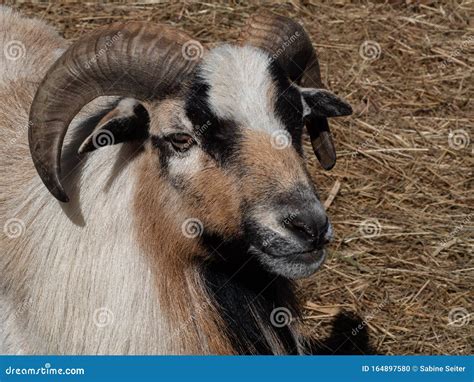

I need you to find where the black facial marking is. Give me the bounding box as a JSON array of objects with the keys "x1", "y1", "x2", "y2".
[
  {"x1": 269, "y1": 61, "x2": 304, "y2": 154},
  {"x1": 201, "y1": 234, "x2": 300, "y2": 355},
  {"x1": 185, "y1": 76, "x2": 241, "y2": 166},
  {"x1": 201, "y1": 234, "x2": 376, "y2": 355},
  {"x1": 150, "y1": 135, "x2": 171, "y2": 174},
  {"x1": 200, "y1": 119, "x2": 241, "y2": 165}
]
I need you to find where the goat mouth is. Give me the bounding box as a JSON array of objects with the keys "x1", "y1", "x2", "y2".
[
  {"x1": 287, "y1": 247, "x2": 327, "y2": 264},
  {"x1": 250, "y1": 246, "x2": 327, "y2": 280}
]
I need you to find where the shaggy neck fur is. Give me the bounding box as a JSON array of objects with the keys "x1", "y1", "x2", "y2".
[
  {"x1": 0, "y1": 14, "x2": 303, "y2": 354},
  {"x1": 133, "y1": 151, "x2": 302, "y2": 354},
  {"x1": 1, "y1": 102, "x2": 303, "y2": 355},
  {"x1": 201, "y1": 235, "x2": 301, "y2": 354}
]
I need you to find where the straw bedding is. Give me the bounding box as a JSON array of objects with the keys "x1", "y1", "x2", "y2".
[{"x1": 7, "y1": 1, "x2": 472, "y2": 354}]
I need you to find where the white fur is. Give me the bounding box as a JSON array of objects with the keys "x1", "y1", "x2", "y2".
[
  {"x1": 2, "y1": 121, "x2": 177, "y2": 354},
  {"x1": 200, "y1": 45, "x2": 286, "y2": 134},
  {"x1": 0, "y1": 7, "x2": 175, "y2": 354},
  {"x1": 168, "y1": 149, "x2": 202, "y2": 177},
  {"x1": 0, "y1": 6, "x2": 66, "y2": 87},
  {"x1": 252, "y1": 208, "x2": 292, "y2": 239},
  {"x1": 0, "y1": 9, "x2": 305, "y2": 355}
]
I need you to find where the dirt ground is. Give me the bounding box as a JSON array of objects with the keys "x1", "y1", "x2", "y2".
[{"x1": 7, "y1": 1, "x2": 473, "y2": 354}]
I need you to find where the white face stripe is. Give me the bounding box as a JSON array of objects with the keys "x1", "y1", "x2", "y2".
[
  {"x1": 168, "y1": 149, "x2": 202, "y2": 177},
  {"x1": 199, "y1": 45, "x2": 287, "y2": 134},
  {"x1": 252, "y1": 208, "x2": 292, "y2": 239}
]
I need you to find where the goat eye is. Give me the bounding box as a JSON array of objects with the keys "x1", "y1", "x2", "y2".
[{"x1": 168, "y1": 133, "x2": 195, "y2": 152}]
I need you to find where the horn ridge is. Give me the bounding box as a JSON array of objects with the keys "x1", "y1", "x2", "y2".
[
  {"x1": 29, "y1": 21, "x2": 202, "y2": 202},
  {"x1": 239, "y1": 11, "x2": 339, "y2": 170}
]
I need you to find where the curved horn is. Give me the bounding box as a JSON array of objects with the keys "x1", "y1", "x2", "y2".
[
  {"x1": 29, "y1": 22, "x2": 201, "y2": 202},
  {"x1": 239, "y1": 11, "x2": 341, "y2": 170},
  {"x1": 239, "y1": 10, "x2": 322, "y2": 87}
]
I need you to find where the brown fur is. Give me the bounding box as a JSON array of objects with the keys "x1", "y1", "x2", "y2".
[
  {"x1": 239, "y1": 129, "x2": 311, "y2": 198},
  {"x1": 1, "y1": 7, "x2": 325, "y2": 355},
  {"x1": 129, "y1": 113, "x2": 313, "y2": 353},
  {"x1": 133, "y1": 153, "x2": 236, "y2": 354}
]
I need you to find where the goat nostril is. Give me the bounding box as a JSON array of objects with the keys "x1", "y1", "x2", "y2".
[
  {"x1": 290, "y1": 218, "x2": 315, "y2": 238},
  {"x1": 320, "y1": 223, "x2": 329, "y2": 243},
  {"x1": 285, "y1": 214, "x2": 319, "y2": 242},
  {"x1": 285, "y1": 213, "x2": 330, "y2": 244}
]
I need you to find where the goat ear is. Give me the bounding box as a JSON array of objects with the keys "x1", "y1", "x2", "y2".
[
  {"x1": 306, "y1": 117, "x2": 337, "y2": 170},
  {"x1": 301, "y1": 88, "x2": 352, "y2": 118},
  {"x1": 299, "y1": 88, "x2": 351, "y2": 170},
  {"x1": 78, "y1": 98, "x2": 149, "y2": 155}
]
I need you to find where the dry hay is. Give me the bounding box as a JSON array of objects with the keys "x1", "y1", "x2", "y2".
[{"x1": 6, "y1": 1, "x2": 473, "y2": 355}]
